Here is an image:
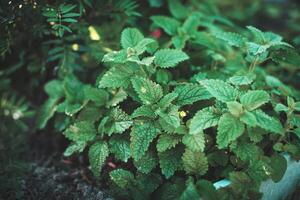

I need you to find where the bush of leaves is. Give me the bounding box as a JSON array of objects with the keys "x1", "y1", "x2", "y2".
[{"x1": 2, "y1": 0, "x2": 300, "y2": 199}]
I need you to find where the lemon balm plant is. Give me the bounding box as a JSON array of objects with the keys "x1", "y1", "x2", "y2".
[{"x1": 34, "y1": 0, "x2": 300, "y2": 199}]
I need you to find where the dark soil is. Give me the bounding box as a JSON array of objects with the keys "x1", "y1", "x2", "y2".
[{"x1": 1, "y1": 130, "x2": 113, "y2": 200}]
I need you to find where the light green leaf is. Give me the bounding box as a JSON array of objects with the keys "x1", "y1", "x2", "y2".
[
  {"x1": 131, "y1": 77, "x2": 163, "y2": 104},
  {"x1": 201, "y1": 79, "x2": 238, "y2": 102},
  {"x1": 98, "y1": 107, "x2": 132, "y2": 135},
  {"x1": 109, "y1": 135, "x2": 131, "y2": 162},
  {"x1": 217, "y1": 113, "x2": 245, "y2": 149},
  {"x1": 228, "y1": 76, "x2": 254, "y2": 86},
  {"x1": 157, "y1": 105, "x2": 181, "y2": 128},
  {"x1": 167, "y1": 0, "x2": 189, "y2": 19},
  {"x1": 154, "y1": 49, "x2": 189, "y2": 68},
  {"x1": 189, "y1": 107, "x2": 220, "y2": 135},
  {"x1": 151, "y1": 16, "x2": 180, "y2": 35},
  {"x1": 227, "y1": 101, "x2": 244, "y2": 117},
  {"x1": 63, "y1": 121, "x2": 96, "y2": 143},
  {"x1": 240, "y1": 90, "x2": 270, "y2": 111},
  {"x1": 130, "y1": 122, "x2": 159, "y2": 161},
  {"x1": 213, "y1": 31, "x2": 245, "y2": 47},
  {"x1": 174, "y1": 84, "x2": 212, "y2": 106},
  {"x1": 121, "y1": 28, "x2": 144, "y2": 49},
  {"x1": 182, "y1": 132, "x2": 205, "y2": 152},
  {"x1": 99, "y1": 65, "x2": 136, "y2": 89},
  {"x1": 88, "y1": 141, "x2": 109, "y2": 176},
  {"x1": 132, "y1": 105, "x2": 156, "y2": 118},
  {"x1": 240, "y1": 111, "x2": 257, "y2": 127},
  {"x1": 252, "y1": 109, "x2": 284, "y2": 134}
]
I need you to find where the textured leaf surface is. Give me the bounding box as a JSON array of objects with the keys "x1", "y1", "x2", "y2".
[
  {"x1": 156, "y1": 134, "x2": 182, "y2": 152},
  {"x1": 182, "y1": 149, "x2": 208, "y2": 176},
  {"x1": 240, "y1": 90, "x2": 270, "y2": 111},
  {"x1": 216, "y1": 114, "x2": 245, "y2": 149},
  {"x1": 110, "y1": 169, "x2": 134, "y2": 188},
  {"x1": 121, "y1": 28, "x2": 144, "y2": 49},
  {"x1": 88, "y1": 141, "x2": 109, "y2": 176},
  {"x1": 132, "y1": 77, "x2": 163, "y2": 104},
  {"x1": 214, "y1": 31, "x2": 245, "y2": 47},
  {"x1": 99, "y1": 65, "x2": 136, "y2": 89},
  {"x1": 154, "y1": 49, "x2": 189, "y2": 68},
  {"x1": 130, "y1": 122, "x2": 159, "y2": 161},
  {"x1": 201, "y1": 79, "x2": 238, "y2": 102},
  {"x1": 109, "y1": 135, "x2": 131, "y2": 162},
  {"x1": 159, "y1": 148, "x2": 183, "y2": 178},
  {"x1": 63, "y1": 121, "x2": 96, "y2": 142},
  {"x1": 252, "y1": 109, "x2": 284, "y2": 134},
  {"x1": 174, "y1": 84, "x2": 212, "y2": 106},
  {"x1": 189, "y1": 107, "x2": 220, "y2": 134},
  {"x1": 134, "y1": 151, "x2": 158, "y2": 174},
  {"x1": 157, "y1": 105, "x2": 180, "y2": 128},
  {"x1": 182, "y1": 132, "x2": 205, "y2": 152}
]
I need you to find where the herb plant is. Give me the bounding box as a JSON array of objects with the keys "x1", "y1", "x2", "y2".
[{"x1": 2, "y1": 0, "x2": 300, "y2": 199}]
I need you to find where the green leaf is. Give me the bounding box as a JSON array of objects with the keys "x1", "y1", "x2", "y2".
[
  {"x1": 167, "y1": 0, "x2": 189, "y2": 19},
  {"x1": 156, "y1": 134, "x2": 182, "y2": 152},
  {"x1": 228, "y1": 75, "x2": 254, "y2": 86},
  {"x1": 213, "y1": 31, "x2": 245, "y2": 47},
  {"x1": 98, "y1": 107, "x2": 132, "y2": 136},
  {"x1": 182, "y1": 149, "x2": 208, "y2": 176},
  {"x1": 121, "y1": 28, "x2": 144, "y2": 49},
  {"x1": 189, "y1": 107, "x2": 220, "y2": 135},
  {"x1": 63, "y1": 142, "x2": 86, "y2": 157},
  {"x1": 247, "y1": 160, "x2": 273, "y2": 182},
  {"x1": 157, "y1": 105, "x2": 181, "y2": 128},
  {"x1": 158, "y1": 93, "x2": 178, "y2": 109},
  {"x1": 270, "y1": 155, "x2": 287, "y2": 183},
  {"x1": 110, "y1": 169, "x2": 134, "y2": 188},
  {"x1": 240, "y1": 90, "x2": 270, "y2": 111},
  {"x1": 109, "y1": 135, "x2": 131, "y2": 162},
  {"x1": 201, "y1": 79, "x2": 238, "y2": 102},
  {"x1": 98, "y1": 65, "x2": 136, "y2": 89},
  {"x1": 240, "y1": 111, "x2": 257, "y2": 127},
  {"x1": 44, "y1": 80, "x2": 64, "y2": 98},
  {"x1": 196, "y1": 180, "x2": 219, "y2": 200},
  {"x1": 154, "y1": 49, "x2": 189, "y2": 68},
  {"x1": 133, "y1": 38, "x2": 157, "y2": 55},
  {"x1": 227, "y1": 101, "x2": 244, "y2": 117},
  {"x1": 88, "y1": 141, "x2": 109, "y2": 176},
  {"x1": 182, "y1": 132, "x2": 205, "y2": 152},
  {"x1": 84, "y1": 86, "x2": 109, "y2": 106},
  {"x1": 102, "y1": 50, "x2": 127, "y2": 63},
  {"x1": 130, "y1": 122, "x2": 159, "y2": 161},
  {"x1": 63, "y1": 121, "x2": 96, "y2": 143},
  {"x1": 132, "y1": 105, "x2": 156, "y2": 118},
  {"x1": 246, "y1": 26, "x2": 265, "y2": 43},
  {"x1": 252, "y1": 109, "x2": 284, "y2": 134},
  {"x1": 151, "y1": 16, "x2": 180, "y2": 35},
  {"x1": 217, "y1": 113, "x2": 245, "y2": 149},
  {"x1": 159, "y1": 148, "x2": 183, "y2": 178},
  {"x1": 179, "y1": 181, "x2": 200, "y2": 200},
  {"x1": 37, "y1": 98, "x2": 59, "y2": 129},
  {"x1": 231, "y1": 142, "x2": 261, "y2": 161},
  {"x1": 131, "y1": 77, "x2": 163, "y2": 104},
  {"x1": 134, "y1": 150, "x2": 158, "y2": 174},
  {"x1": 275, "y1": 103, "x2": 289, "y2": 112},
  {"x1": 174, "y1": 84, "x2": 212, "y2": 106}
]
